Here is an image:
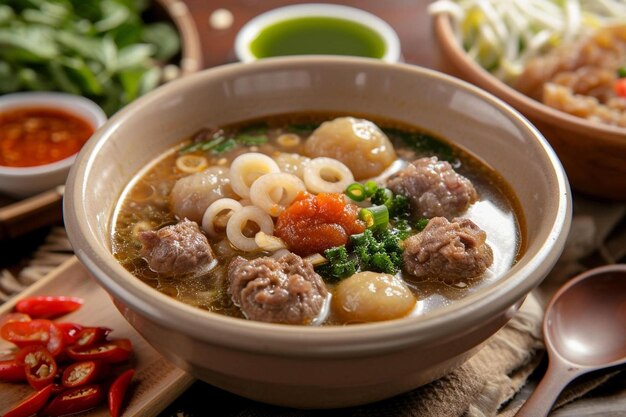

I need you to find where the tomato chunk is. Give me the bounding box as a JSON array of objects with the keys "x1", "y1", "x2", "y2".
[
  {"x1": 3, "y1": 384, "x2": 53, "y2": 417},
  {"x1": 16, "y1": 345, "x2": 57, "y2": 390},
  {"x1": 15, "y1": 296, "x2": 83, "y2": 319},
  {"x1": 275, "y1": 192, "x2": 366, "y2": 256},
  {"x1": 615, "y1": 78, "x2": 626, "y2": 98},
  {"x1": 108, "y1": 369, "x2": 135, "y2": 417}
]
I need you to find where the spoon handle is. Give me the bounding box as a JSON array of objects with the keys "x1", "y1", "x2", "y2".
[{"x1": 516, "y1": 360, "x2": 578, "y2": 417}]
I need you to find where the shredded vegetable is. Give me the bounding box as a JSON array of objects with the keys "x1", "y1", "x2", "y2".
[{"x1": 429, "y1": 0, "x2": 626, "y2": 81}]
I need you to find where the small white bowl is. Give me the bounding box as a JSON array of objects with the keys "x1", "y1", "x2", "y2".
[
  {"x1": 0, "y1": 92, "x2": 107, "y2": 198},
  {"x1": 235, "y1": 3, "x2": 401, "y2": 63}
]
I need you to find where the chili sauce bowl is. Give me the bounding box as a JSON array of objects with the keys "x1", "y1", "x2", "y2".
[
  {"x1": 64, "y1": 57, "x2": 570, "y2": 408},
  {"x1": 0, "y1": 92, "x2": 107, "y2": 198},
  {"x1": 234, "y1": 3, "x2": 401, "y2": 63}
]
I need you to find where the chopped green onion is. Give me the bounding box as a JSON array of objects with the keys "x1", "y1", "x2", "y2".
[
  {"x1": 618, "y1": 67, "x2": 626, "y2": 78},
  {"x1": 359, "y1": 205, "x2": 389, "y2": 230},
  {"x1": 234, "y1": 133, "x2": 268, "y2": 145},
  {"x1": 364, "y1": 180, "x2": 378, "y2": 197},
  {"x1": 345, "y1": 183, "x2": 366, "y2": 202},
  {"x1": 415, "y1": 218, "x2": 429, "y2": 231}
]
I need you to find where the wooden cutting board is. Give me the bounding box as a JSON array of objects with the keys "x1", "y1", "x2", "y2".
[{"x1": 0, "y1": 256, "x2": 195, "y2": 416}]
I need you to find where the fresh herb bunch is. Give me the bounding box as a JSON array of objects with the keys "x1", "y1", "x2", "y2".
[{"x1": 0, "y1": 0, "x2": 180, "y2": 115}]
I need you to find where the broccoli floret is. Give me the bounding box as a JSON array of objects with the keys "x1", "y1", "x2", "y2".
[
  {"x1": 415, "y1": 218, "x2": 429, "y2": 231},
  {"x1": 350, "y1": 229, "x2": 403, "y2": 275},
  {"x1": 371, "y1": 187, "x2": 393, "y2": 206},
  {"x1": 393, "y1": 219, "x2": 412, "y2": 240},
  {"x1": 387, "y1": 194, "x2": 410, "y2": 219},
  {"x1": 315, "y1": 245, "x2": 357, "y2": 282},
  {"x1": 370, "y1": 187, "x2": 410, "y2": 220}
]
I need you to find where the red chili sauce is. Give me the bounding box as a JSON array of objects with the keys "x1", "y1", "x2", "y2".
[{"x1": 0, "y1": 107, "x2": 94, "y2": 167}]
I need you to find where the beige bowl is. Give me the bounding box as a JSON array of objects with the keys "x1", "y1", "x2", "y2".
[
  {"x1": 64, "y1": 57, "x2": 571, "y2": 409},
  {"x1": 433, "y1": 14, "x2": 626, "y2": 201}
]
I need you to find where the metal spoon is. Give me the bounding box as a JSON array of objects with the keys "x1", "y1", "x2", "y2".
[{"x1": 516, "y1": 264, "x2": 626, "y2": 417}]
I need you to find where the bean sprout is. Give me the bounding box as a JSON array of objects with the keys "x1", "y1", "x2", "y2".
[{"x1": 429, "y1": 0, "x2": 626, "y2": 81}]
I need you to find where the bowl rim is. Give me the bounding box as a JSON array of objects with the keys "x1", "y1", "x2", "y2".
[
  {"x1": 65, "y1": 56, "x2": 571, "y2": 358},
  {"x1": 234, "y1": 3, "x2": 402, "y2": 63},
  {"x1": 433, "y1": 13, "x2": 626, "y2": 143},
  {"x1": 0, "y1": 91, "x2": 107, "y2": 176}
]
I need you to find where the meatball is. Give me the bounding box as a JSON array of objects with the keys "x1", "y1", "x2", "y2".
[
  {"x1": 228, "y1": 253, "x2": 329, "y2": 325},
  {"x1": 332, "y1": 271, "x2": 416, "y2": 323},
  {"x1": 403, "y1": 217, "x2": 493, "y2": 283},
  {"x1": 387, "y1": 156, "x2": 477, "y2": 219},
  {"x1": 170, "y1": 167, "x2": 236, "y2": 223},
  {"x1": 304, "y1": 117, "x2": 396, "y2": 180},
  {"x1": 139, "y1": 219, "x2": 216, "y2": 276}
]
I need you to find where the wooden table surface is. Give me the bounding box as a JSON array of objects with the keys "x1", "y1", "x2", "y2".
[
  {"x1": 185, "y1": 0, "x2": 443, "y2": 70},
  {"x1": 1, "y1": 1, "x2": 623, "y2": 416}
]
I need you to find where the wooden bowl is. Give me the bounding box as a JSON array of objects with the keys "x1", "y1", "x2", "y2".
[
  {"x1": 152, "y1": 0, "x2": 203, "y2": 75},
  {"x1": 433, "y1": 14, "x2": 626, "y2": 201}
]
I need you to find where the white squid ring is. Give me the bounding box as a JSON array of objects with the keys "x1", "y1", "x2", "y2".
[
  {"x1": 250, "y1": 173, "x2": 306, "y2": 216},
  {"x1": 229, "y1": 153, "x2": 280, "y2": 198},
  {"x1": 226, "y1": 206, "x2": 274, "y2": 252},
  {"x1": 201, "y1": 198, "x2": 243, "y2": 238},
  {"x1": 303, "y1": 157, "x2": 355, "y2": 194}
]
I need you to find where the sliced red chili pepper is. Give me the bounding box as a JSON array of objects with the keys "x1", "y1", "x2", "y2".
[
  {"x1": 56, "y1": 322, "x2": 83, "y2": 345},
  {"x1": 615, "y1": 78, "x2": 626, "y2": 98},
  {"x1": 14, "y1": 296, "x2": 84, "y2": 319},
  {"x1": 0, "y1": 359, "x2": 26, "y2": 382},
  {"x1": 51, "y1": 383, "x2": 67, "y2": 395},
  {"x1": 108, "y1": 369, "x2": 135, "y2": 417},
  {"x1": 40, "y1": 384, "x2": 104, "y2": 417},
  {"x1": 0, "y1": 312, "x2": 31, "y2": 328},
  {"x1": 73, "y1": 326, "x2": 111, "y2": 349},
  {"x1": 3, "y1": 384, "x2": 53, "y2": 417},
  {"x1": 66, "y1": 338, "x2": 132, "y2": 364},
  {"x1": 1, "y1": 319, "x2": 65, "y2": 356},
  {"x1": 62, "y1": 360, "x2": 110, "y2": 388},
  {"x1": 16, "y1": 345, "x2": 57, "y2": 390}
]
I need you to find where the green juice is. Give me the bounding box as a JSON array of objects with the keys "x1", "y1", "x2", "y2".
[{"x1": 249, "y1": 17, "x2": 387, "y2": 59}]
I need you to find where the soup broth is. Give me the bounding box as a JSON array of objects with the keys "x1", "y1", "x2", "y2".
[{"x1": 111, "y1": 113, "x2": 524, "y2": 325}]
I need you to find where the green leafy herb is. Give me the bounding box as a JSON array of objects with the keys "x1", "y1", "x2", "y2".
[
  {"x1": 234, "y1": 133, "x2": 268, "y2": 146},
  {"x1": 0, "y1": 0, "x2": 181, "y2": 115},
  {"x1": 286, "y1": 123, "x2": 320, "y2": 134},
  {"x1": 383, "y1": 128, "x2": 455, "y2": 162}
]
